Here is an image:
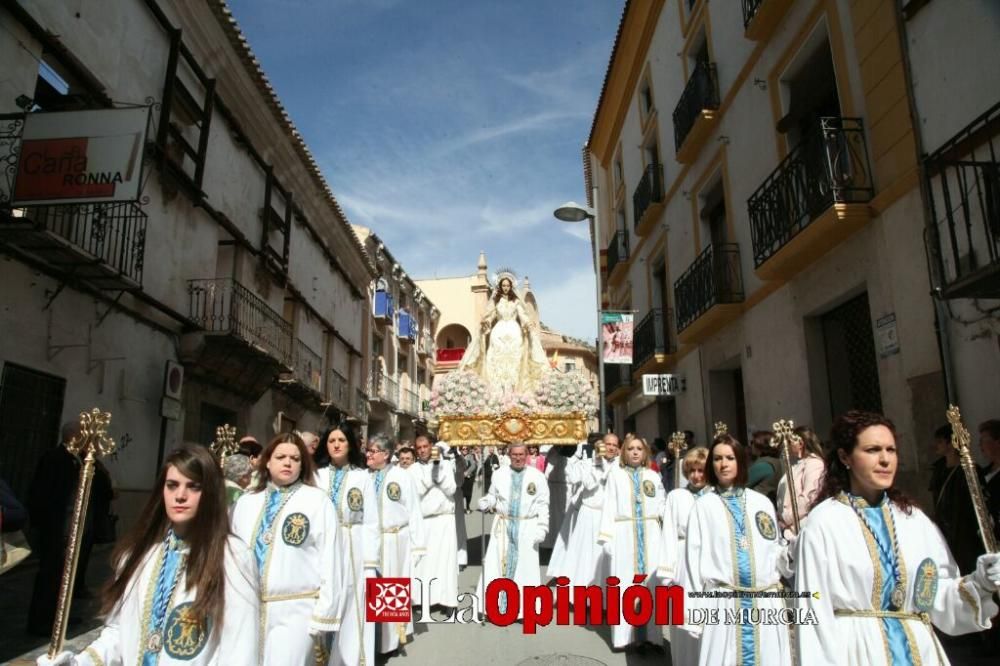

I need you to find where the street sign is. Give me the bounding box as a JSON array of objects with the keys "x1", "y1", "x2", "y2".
[{"x1": 642, "y1": 374, "x2": 685, "y2": 396}]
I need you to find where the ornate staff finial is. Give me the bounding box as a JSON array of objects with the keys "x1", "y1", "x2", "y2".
[
  {"x1": 946, "y1": 405, "x2": 998, "y2": 553},
  {"x1": 67, "y1": 408, "x2": 116, "y2": 459},
  {"x1": 669, "y1": 431, "x2": 689, "y2": 489},
  {"x1": 773, "y1": 418, "x2": 802, "y2": 533},
  {"x1": 211, "y1": 424, "x2": 239, "y2": 469},
  {"x1": 713, "y1": 421, "x2": 729, "y2": 438}
]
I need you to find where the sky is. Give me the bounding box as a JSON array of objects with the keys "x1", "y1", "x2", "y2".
[{"x1": 226, "y1": 0, "x2": 623, "y2": 341}]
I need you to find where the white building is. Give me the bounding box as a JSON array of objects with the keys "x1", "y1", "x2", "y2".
[{"x1": 0, "y1": 0, "x2": 374, "y2": 526}]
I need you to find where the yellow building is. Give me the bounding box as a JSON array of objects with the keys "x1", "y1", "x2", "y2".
[
  {"x1": 416, "y1": 252, "x2": 599, "y2": 431},
  {"x1": 582, "y1": 0, "x2": 1000, "y2": 494}
]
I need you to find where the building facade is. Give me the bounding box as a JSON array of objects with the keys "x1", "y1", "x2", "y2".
[
  {"x1": 584, "y1": 0, "x2": 999, "y2": 497},
  {"x1": 354, "y1": 226, "x2": 439, "y2": 442},
  {"x1": 0, "y1": 0, "x2": 374, "y2": 527}
]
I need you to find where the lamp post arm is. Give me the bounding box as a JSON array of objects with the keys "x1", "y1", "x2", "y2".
[{"x1": 591, "y1": 185, "x2": 606, "y2": 433}]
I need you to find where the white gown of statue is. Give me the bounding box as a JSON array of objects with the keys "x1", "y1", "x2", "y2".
[{"x1": 459, "y1": 297, "x2": 548, "y2": 393}]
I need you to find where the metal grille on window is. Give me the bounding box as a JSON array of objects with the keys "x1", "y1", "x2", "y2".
[{"x1": 0, "y1": 363, "x2": 66, "y2": 500}]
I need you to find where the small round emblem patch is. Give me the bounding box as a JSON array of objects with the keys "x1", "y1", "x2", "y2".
[
  {"x1": 526, "y1": 482, "x2": 536, "y2": 496},
  {"x1": 642, "y1": 480, "x2": 655, "y2": 498},
  {"x1": 755, "y1": 511, "x2": 777, "y2": 541},
  {"x1": 347, "y1": 487, "x2": 364, "y2": 512},
  {"x1": 282, "y1": 512, "x2": 310, "y2": 546},
  {"x1": 164, "y1": 602, "x2": 209, "y2": 659},
  {"x1": 386, "y1": 482, "x2": 402, "y2": 501}
]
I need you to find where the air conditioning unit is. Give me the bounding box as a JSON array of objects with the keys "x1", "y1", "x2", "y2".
[{"x1": 163, "y1": 360, "x2": 184, "y2": 401}]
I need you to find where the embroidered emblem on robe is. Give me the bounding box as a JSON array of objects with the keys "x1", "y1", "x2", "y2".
[
  {"x1": 347, "y1": 487, "x2": 364, "y2": 511},
  {"x1": 164, "y1": 602, "x2": 209, "y2": 659},
  {"x1": 913, "y1": 558, "x2": 938, "y2": 612},
  {"x1": 642, "y1": 480, "x2": 655, "y2": 497},
  {"x1": 386, "y1": 482, "x2": 402, "y2": 501},
  {"x1": 526, "y1": 482, "x2": 536, "y2": 496},
  {"x1": 755, "y1": 510, "x2": 777, "y2": 540},
  {"x1": 282, "y1": 512, "x2": 310, "y2": 546}
]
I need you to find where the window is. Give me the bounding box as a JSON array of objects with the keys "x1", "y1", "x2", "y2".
[
  {"x1": 616, "y1": 205, "x2": 627, "y2": 232},
  {"x1": 777, "y1": 37, "x2": 841, "y2": 150},
  {"x1": 700, "y1": 179, "x2": 728, "y2": 247},
  {"x1": 31, "y1": 52, "x2": 104, "y2": 112},
  {"x1": 639, "y1": 77, "x2": 655, "y2": 119},
  {"x1": 563, "y1": 360, "x2": 578, "y2": 373},
  {"x1": 0, "y1": 364, "x2": 66, "y2": 500}
]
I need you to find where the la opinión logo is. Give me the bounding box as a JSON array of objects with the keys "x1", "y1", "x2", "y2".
[{"x1": 366, "y1": 578, "x2": 412, "y2": 622}]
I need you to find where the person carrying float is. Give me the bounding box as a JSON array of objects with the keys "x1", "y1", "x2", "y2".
[
  {"x1": 232, "y1": 433, "x2": 347, "y2": 665},
  {"x1": 38, "y1": 445, "x2": 259, "y2": 666}
]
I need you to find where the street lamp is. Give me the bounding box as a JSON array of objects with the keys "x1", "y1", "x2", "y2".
[{"x1": 553, "y1": 192, "x2": 607, "y2": 433}]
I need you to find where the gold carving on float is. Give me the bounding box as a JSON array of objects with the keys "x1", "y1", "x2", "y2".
[{"x1": 438, "y1": 410, "x2": 587, "y2": 446}]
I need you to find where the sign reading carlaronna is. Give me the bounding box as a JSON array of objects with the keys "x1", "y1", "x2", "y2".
[{"x1": 13, "y1": 107, "x2": 150, "y2": 206}]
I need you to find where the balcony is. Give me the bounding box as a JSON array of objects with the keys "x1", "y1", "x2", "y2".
[
  {"x1": 396, "y1": 310, "x2": 416, "y2": 342},
  {"x1": 354, "y1": 388, "x2": 370, "y2": 423},
  {"x1": 673, "y1": 61, "x2": 720, "y2": 164},
  {"x1": 606, "y1": 230, "x2": 630, "y2": 286},
  {"x1": 417, "y1": 332, "x2": 433, "y2": 358},
  {"x1": 327, "y1": 369, "x2": 350, "y2": 412},
  {"x1": 632, "y1": 308, "x2": 677, "y2": 375},
  {"x1": 633, "y1": 163, "x2": 666, "y2": 237},
  {"x1": 279, "y1": 339, "x2": 323, "y2": 404},
  {"x1": 374, "y1": 290, "x2": 394, "y2": 324},
  {"x1": 674, "y1": 243, "x2": 744, "y2": 344},
  {"x1": 926, "y1": 101, "x2": 1000, "y2": 299},
  {"x1": 748, "y1": 117, "x2": 874, "y2": 282},
  {"x1": 402, "y1": 388, "x2": 420, "y2": 416},
  {"x1": 603, "y1": 363, "x2": 632, "y2": 404},
  {"x1": 0, "y1": 201, "x2": 147, "y2": 290},
  {"x1": 742, "y1": 0, "x2": 794, "y2": 42},
  {"x1": 183, "y1": 278, "x2": 292, "y2": 399},
  {"x1": 436, "y1": 347, "x2": 465, "y2": 370}
]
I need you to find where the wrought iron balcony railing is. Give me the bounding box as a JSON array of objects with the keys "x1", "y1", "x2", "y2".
[
  {"x1": 404, "y1": 388, "x2": 420, "y2": 415},
  {"x1": 188, "y1": 278, "x2": 293, "y2": 366},
  {"x1": 742, "y1": 0, "x2": 764, "y2": 27},
  {"x1": 633, "y1": 307, "x2": 676, "y2": 368},
  {"x1": 633, "y1": 163, "x2": 665, "y2": 231},
  {"x1": 673, "y1": 60, "x2": 720, "y2": 153},
  {"x1": 436, "y1": 348, "x2": 465, "y2": 364},
  {"x1": 291, "y1": 339, "x2": 322, "y2": 392},
  {"x1": 606, "y1": 229, "x2": 630, "y2": 277},
  {"x1": 925, "y1": 100, "x2": 1000, "y2": 298},
  {"x1": 355, "y1": 388, "x2": 370, "y2": 422},
  {"x1": 2, "y1": 201, "x2": 148, "y2": 288},
  {"x1": 383, "y1": 374, "x2": 399, "y2": 407},
  {"x1": 604, "y1": 363, "x2": 632, "y2": 395},
  {"x1": 748, "y1": 117, "x2": 874, "y2": 269},
  {"x1": 674, "y1": 243, "x2": 744, "y2": 333},
  {"x1": 329, "y1": 369, "x2": 349, "y2": 408}
]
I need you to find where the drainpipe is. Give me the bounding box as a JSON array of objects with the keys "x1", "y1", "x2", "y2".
[{"x1": 894, "y1": 0, "x2": 958, "y2": 405}]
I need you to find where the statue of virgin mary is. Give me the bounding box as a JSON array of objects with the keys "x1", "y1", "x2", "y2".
[{"x1": 459, "y1": 269, "x2": 549, "y2": 394}]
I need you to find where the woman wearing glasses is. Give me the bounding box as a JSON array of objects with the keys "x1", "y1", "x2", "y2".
[{"x1": 362, "y1": 435, "x2": 426, "y2": 656}]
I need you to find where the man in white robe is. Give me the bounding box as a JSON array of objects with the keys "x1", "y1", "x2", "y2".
[
  {"x1": 361, "y1": 435, "x2": 426, "y2": 655},
  {"x1": 476, "y1": 443, "x2": 550, "y2": 619},
  {"x1": 541, "y1": 445, "x2": 575, "y2": 550},
  {"x1": 409, "y1": 435, "x2": 459, "y2": 612}
]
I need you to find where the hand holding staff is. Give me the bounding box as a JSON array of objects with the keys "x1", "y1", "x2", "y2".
[
  {"x1": 773, "y1": 419, "x2": 801, "y2": 534},
  {"x1": 48, "y1": 408, "x2": 116, "y2": 660},
  {"x1": 947, "y1": 405, "x2": 998, "y2": 553},
  {"x1": 210, "y1": 423, "x2": 239, "y2": 469}
]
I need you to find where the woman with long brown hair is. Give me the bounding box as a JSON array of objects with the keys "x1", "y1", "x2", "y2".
[
  {"x1": 37, "y1": 444, "x2": 258, "y2": 665},
  {"x1": 683, "y1": 433, "x2": 791, "y2": 666},
  {"x1": 776, "y1": 425, "x2": 825, "y2": 536},
  {"x1": 232, "y1": 432, "x2": 347, "y2": 665},
  {"x1": 796, "y1": 411, "x2": 1000, "y2": 665}
]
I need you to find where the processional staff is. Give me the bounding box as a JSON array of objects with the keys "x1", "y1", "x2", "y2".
[
  {"x1": 48, "y1": 408, "x2": 116, "y2": 660},
  {"x1": 211, "y1": 423, "x2": 239, "y2": 469},
  {"x1": 713, "y1": 421, "x2": 729, "y2": 439},
  {"x1": 669, "y1": 431, "x2": 687, "y2": 490},
  {"x1": 947, "y1": 405, "x2": 999, "y2": 553},
  {"x1": 773, "y1": 419, "x2": 801, "y2": 534}
]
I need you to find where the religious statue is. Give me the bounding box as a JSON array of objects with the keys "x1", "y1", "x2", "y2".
[{"x1": 459, "y1": 269, "x2": 549, "y2": 393}]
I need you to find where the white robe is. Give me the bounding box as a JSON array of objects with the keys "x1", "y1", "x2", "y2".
[
  {"x1": 409, "y1": 459, "x2": 459, "y2": 607},
  {"x1": 476, "y1": 465, "x2": 550, "y2": 618},
  {"x1": 361, "y1": 464, "x2": 426, "y2": 654},
  {"x1": 662, "y1": 486, "x2": 706, "y2": 666},
  {"x1": 453, "y1": 454, "x2": 469, "y2": 567},
  {"x1": 796, "y1": 496, "x2": 998, "y2": 666},
  {"x1": 684, "y1": 488, "x2": 791, "y2": 666},
  {"x1": 542, "y1": 450, "x2": 573, "y2": 549},
  {"x1": 597, "y1": 465, "x2": 669, "y2": 648},
  {"x1": 549, "y1": 456, "x2": 615, "y2": 586},
  {"x1": 232, "y1": 482, "x2": 347, "y2": 666},
  {"x1": 73, "y1": 535, "x2": 258, "y2": 666},
  {"x1": 546, "y1": 453, "x2": 584, "y2": 577},
  {"x1": 315, "y1": 466, "x2": 375, "y2": 666}
]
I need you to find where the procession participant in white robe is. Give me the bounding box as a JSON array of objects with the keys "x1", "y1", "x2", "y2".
[
  {"x1": 542, "y1": 445, "x2": 575, "y2": 550},
  {"x1": 684, "y1": 434, "x2": 792, "y2": 666},
  {"x1": 450, "y1": 443, "x2": 470, "y2": 567},
  {"x1": 38, "y1": 445, "x2": 258, "y2": 666},
  {"x1": 476, "y1": 442, "x2": 550, "y2": 619},
  {"x1": 546, "y1": 443, "x2": 585, "y2": 577},
  {"x1": 395, "y1": 446, "x2": 415, "y2": 469},
  {"x1": 597, "y1": 436, "x2": 669, "y2": 651},
  {"x1": 314, "y1": 424, "x2": 374, "y2": 666},
  {"x1": 662, "y1": 446, "x2": 710, "y2": 666},
  {"x1": 409, "y1": 435, "x2": 459, "y2": 610},
  {"x1": 361, "y1": 435, "x2": 426, "y2": 654},
  {"x1": 796, "y1": 410, "x2": 1000, "y2": 666},
  {"x1": 232, "y1": 433, "x2": 346, "y2": 666}
]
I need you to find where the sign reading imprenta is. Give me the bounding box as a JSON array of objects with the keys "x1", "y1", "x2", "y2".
[
  {"x1": 13, "y1": 107, "x2": 150, "y2": 206},
  {"x1": 642, "y1": 374, "x2": 685, "y2": 396}
]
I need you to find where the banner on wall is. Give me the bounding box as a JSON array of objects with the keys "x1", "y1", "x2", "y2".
[{"x1": 601, "y1": 312, "x2": 633, "y2": 364}]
